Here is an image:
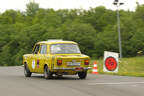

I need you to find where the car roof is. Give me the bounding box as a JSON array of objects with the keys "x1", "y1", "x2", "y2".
[{"x1": 36, "y1": 40, "x2": 77, "y2": 45}]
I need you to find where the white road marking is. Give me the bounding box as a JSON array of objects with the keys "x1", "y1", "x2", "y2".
[{"x1": 88, "y1": 82, "x2": 144, "y2": 85}]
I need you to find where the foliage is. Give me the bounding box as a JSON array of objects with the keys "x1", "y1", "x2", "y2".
[{"x1": 0, "y1": 2, "x2": 144, "y2": 66}]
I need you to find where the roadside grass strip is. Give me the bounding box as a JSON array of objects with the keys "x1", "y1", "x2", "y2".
[{"x1": 89, "y1": 56, "x2": 144, "y2": 77}]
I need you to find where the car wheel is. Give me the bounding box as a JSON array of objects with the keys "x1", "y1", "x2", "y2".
[
  {"x1": 78, "y1": 71, "x2": 87, "y2": 79},
  {"x1": 57, "y1": 74, "x2": 63, "y2": 78},
  {"x1": 44, "y1": 66, "x2": 52, "y2": 79},
  {"x1": 24, "y1": 64, "x2": 32, "y2": 77}
]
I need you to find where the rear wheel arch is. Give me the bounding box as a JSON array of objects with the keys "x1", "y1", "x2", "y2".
[
  {"x1": 43, "y1": 64, "x2": 52, "y2": 79},
  {"x1": 44, "y1": 64, "x2": 48, "y2": 69}
]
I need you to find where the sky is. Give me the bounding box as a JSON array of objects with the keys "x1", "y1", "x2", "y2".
[{"x1": 0, "y1": 0, "x2": 144, "y2": 13}]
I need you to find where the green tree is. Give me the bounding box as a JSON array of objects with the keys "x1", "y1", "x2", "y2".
[{"x1": 26, "y1": 2, "x2": 39, "y2": 16}]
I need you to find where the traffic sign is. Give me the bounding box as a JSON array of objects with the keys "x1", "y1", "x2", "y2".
[{"x1": 103, "y1": 51, "x2": 119, "y2": 73}]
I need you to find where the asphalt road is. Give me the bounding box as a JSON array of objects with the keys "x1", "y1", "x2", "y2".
[{"x1": 0, "y1": 67, "x2": 144, "y2": 96}]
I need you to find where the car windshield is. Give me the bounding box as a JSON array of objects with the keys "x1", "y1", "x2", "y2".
[{"x1": 51, "y1": 44, "x2": 81, "y2": 54}]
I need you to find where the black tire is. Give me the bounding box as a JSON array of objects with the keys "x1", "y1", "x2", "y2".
[
  {"x1": 78, "y1": 71, "x2": 87, "y2": 79},
  {"x1": 44, "y1": 66, "x2": 52, "y2": 79},
  {"x1": 24, "y1": 64, "x2": 32, "y2": 77},
  {"x1": 57, "y1": 74, "x2": 63, "y2": 78}
]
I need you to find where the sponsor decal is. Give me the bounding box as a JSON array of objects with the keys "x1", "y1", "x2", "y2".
[{"x1": 32, "y1": 60, "x2": 35, "y2": 69}]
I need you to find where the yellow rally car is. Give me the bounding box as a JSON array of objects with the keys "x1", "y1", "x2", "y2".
[{"x1": 23, "y1": 40, "x2": 90, "y2": 79}]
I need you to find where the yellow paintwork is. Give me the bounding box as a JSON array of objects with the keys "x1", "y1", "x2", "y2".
[{"x1": 23, "y1": 40, "x2": 90, "y2": 75}]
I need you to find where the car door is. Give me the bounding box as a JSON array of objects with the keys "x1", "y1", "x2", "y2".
[
  {"x1": 31, "y1": 44, "x2": 40, "y2": 72},
  {"x1": 38, "y1": 44, "x2": 47, "y2": 73}
]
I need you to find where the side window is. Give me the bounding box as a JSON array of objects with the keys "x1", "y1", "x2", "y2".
[
  {"x1": 33, "y1": 44, "x2": 40, "y2": 54},
  {"x1": 40, "y1": 45, "x2": 47, "y2": 54}
]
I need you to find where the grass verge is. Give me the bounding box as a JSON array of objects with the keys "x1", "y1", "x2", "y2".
[{"x1": 89, "y1": 56, "x2": 144, "y2": 77}]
